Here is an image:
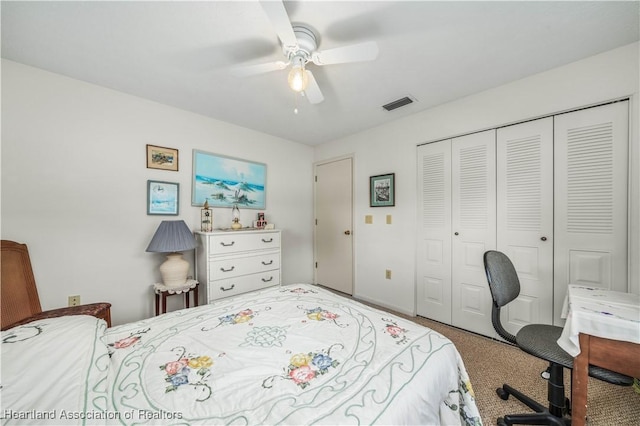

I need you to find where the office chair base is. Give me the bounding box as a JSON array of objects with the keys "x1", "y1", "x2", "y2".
[
  {"x1": 496, "y1": 384, "x2": 570, "y2": 426},
  {"x1": 497, "y1": 414, "x2": 569, "y2": 426}
]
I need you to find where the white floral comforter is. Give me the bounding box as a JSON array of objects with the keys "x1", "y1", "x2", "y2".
[
  {"x1": 1, "y1": 316, "x2": 110, "y2": 425},
  {"x1": 1, "y1": 284, "x2": 482, "y2": 425}
]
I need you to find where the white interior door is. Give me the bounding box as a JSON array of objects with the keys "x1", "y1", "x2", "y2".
[
  {"x1": 314, "y1": 157, "x2": 354, "y2": 295},
  {"x1": 417, "y1": 140, "x2": 452, "y2": 322},
  {"x1": 497, "y1": 117, "x2": 554, "y2": 337},
  {"x1": 451, "y1": 130, "x2": 496, "y2": 337},
  {"x1": 554, "y1": 101, "x2": 629, "y2": 324}
]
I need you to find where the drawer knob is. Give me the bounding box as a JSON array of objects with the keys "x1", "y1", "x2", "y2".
[
  {"x1": 220, "y1": 284, "x2": 235, "y2": 291},
  {"x1": 220, "y1": 266, "x2": 235, "y2": 272},
  {"x1": 262, "y1": 238, "x2": 274, "y2": 243},
  {"x1": 220, "y1": 241, "x2": 235, "y2": 247},
  {"x1": 262, "y1": 276, "x2": 274, "y2": 283},
  {"x1": 262, "y1": 260, "x2": 274, "y2": 266}
]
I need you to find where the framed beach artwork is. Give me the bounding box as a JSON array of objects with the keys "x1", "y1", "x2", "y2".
[
  {"x1": 146, "y1": 144, "x2": 178, "y2": 171},
  {"x1": 191, "y1": 150, "x2": 266, "y2": 209},
  {"x1": 147, "y1": 180, "x2": 179, "y2": 215},
  {"x1": 370, "y1": 173, "x2": 395, "y2": 207}
]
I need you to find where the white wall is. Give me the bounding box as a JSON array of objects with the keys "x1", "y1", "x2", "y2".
[
  {"x1": 3, "y1": 42, "x2": 638, "y2": 326},
  {"x1": 315, "y1": 42, "x2": 640, "y2": 315},
  {"x1": 1, "y1": 60, "x2": 315, "y2": 325}
]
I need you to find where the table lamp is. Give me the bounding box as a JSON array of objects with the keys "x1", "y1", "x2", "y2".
[{"x1": 146, "y1": 220, "x2": 197, "y2": 288}]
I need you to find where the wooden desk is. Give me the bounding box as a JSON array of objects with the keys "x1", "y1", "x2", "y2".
[
  {"x1": 558, "y1": 285, "x2": 640, "y2": 426},
  {"x1": 154, "y1": 280, "x2": 199, "y2": 316},
  {"x1": 572, "y1": 334, "x2": 640, "y2": 426}
]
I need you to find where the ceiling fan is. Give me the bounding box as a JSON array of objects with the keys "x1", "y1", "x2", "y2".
[{"x1": 232, "y1": 0, "x2": 379, "y2": 104}]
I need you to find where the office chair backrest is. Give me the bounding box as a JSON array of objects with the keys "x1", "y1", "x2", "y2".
[
  {"x1": 483, "y1": 250, "x2": 521, "y2": 344},
  {"x1": 1, "y1": 240, "x2": 43, "y2": 329}
]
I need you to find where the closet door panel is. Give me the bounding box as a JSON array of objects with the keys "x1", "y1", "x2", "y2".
[
  {"x1": 554, "y1": 101, "x2": 629, "y2": 325},
  {"x1": 451, "y1": 130, "x2": 496, "y2": 337},
  {"x1": 496, "y1": 117, "x2": 554, "y2": 337},
  {"x1": 416, "y1": 141, "x2": 452, "y2": 323}
]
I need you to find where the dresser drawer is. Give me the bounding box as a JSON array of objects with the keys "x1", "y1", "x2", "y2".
[
  {"x1": 210, "y1": 251, "x2": 280, "y2": 280},
  {"x1": 208, "y1": 232, "x2": 280, "y2": 255},
  {"x1": 209, "y1": 270, "x2": 280, "y2": 302}
]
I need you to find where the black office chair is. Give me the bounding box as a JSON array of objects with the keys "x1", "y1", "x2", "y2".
[{"x1": 483, "y1": 250, "x2": 633, "y2": 426}]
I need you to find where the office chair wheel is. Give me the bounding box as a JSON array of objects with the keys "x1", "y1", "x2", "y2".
[
  {"x1": 496, "y1": 387, "x2": 509, "y2": 400},
  {"x1": 541, "y1": 367, "x2": 551, "y2": 380},
  {"x1": 496, "y1": 417, "x2": 508, "y2": 426}
]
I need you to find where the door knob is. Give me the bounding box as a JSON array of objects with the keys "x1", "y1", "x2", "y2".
[
  {"x1": 541, "y1": 236, "x2": 547, "y2": 241},
  {"x1": 454, "y1": 232, "x2": 459, "y2": 236},
  {"x1": 344, "y1": 230, "x2": 351, "y2": 235}
]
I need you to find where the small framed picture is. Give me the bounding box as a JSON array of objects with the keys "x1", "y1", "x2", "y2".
[
  {"x1": 370, "y1": 173, "x2": 395, "y2": 207},
  {"x1": 147, "y1": 180, "x2": 179, "y2": 215},
  {"x1": 146, "y1": 144, "x2": 178, "y2": 171}
]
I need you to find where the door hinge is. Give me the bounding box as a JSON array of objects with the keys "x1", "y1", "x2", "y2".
[
  {"x1": 315, "y1": 219, "x2": 317, "y2": 225},
  {"x1": 315, "y1": 262, "x2": 318, "y2": 268},
  {"x1": 315, "y1": 176, "x2": 317, "y2": 182}
]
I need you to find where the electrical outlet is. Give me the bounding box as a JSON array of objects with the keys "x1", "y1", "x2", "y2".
[
  {"x1": 68, "y1": 295, "x2": 81, "y2": 307},
  {"x1": 365, "y1": 215, "x2": 373, "y2": 224},
  {"x1": 385, "y1": 269, "x2": 392, "y2": 279}
]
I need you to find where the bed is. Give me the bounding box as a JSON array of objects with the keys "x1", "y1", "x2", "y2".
[{"x1": 1, "y1": 284, "x2": 482, "y2": 425}]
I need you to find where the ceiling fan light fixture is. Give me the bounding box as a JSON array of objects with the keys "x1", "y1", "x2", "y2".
[{"x1": 288, "y1": 56, "x2": 308, "y2": 92}]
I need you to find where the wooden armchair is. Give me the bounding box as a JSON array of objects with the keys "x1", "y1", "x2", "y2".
[{"x1": 1, "y1": 240, "x2": 111, "y2": 330}]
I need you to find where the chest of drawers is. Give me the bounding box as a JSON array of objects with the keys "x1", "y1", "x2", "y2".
[{"x1": 194, "y1": 229, "x2": 281, "y2": 303}]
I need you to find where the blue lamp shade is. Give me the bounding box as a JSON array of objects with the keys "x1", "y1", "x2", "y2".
[
  {"x1": 146, "y1": 220, "x2": 197, "y2": 288},
  {"x1": 146, "y1": 220, "x2": 197, "y2": 253}
]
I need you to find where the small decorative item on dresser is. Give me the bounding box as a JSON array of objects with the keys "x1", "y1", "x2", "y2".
[
  {"x1": 201, "y1": 199, "x2": 213, "y2": 232},
  {"x1": 254, "y1": 212, "x2": 267, "y2": 228},
  {"x1": 231, "y1": 204, "x2": 242, "y2": 230}
]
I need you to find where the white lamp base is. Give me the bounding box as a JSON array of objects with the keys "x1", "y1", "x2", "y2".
[{"x1": 159, "y1": 252, "x2": 189, "y2": 288}]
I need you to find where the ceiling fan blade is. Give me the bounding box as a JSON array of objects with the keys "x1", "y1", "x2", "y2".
[
  {"x1": 260, "y1": 0, "x2": 298, "y2": 50},
  {"x1": 311, "y1": 41, "x2": 379, "y2": 66},
  {"x1": 231, "y1": 60, "x2": 288, "y2": 77},
  {"x1": 304, "y1": 70, "x2": 324, "y2": 104}
]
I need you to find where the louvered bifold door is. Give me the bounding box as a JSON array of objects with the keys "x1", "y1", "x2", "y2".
[
  {"x1": 496, "y1": 117, "x2": 554, "y2": 340},
  {"x1": 554, "y1": 101, "x2": 629, "y2": 325},
  {"x1": 417, "y1": 140, "x2": 452, "y2": 323},
  {"x1": 451, "y1": 130, "x2": 496, "y2": 337}
]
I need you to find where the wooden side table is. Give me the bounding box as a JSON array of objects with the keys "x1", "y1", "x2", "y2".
[{"x1": 154, "y1": 280, "x2": 199, "y2": 316}]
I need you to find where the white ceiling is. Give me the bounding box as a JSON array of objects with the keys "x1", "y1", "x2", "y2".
[{"x1": 2, "y1": 1, "x2": 639, "y2": 146}]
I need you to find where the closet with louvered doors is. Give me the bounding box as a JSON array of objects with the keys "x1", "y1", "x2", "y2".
[
  {"x1": 417, "y1": 129, "x2": 497, "y2": 337},
  {"x1": 495, "y1": 117, "x2": 554, "y2": 338},
  {"x1": 417, "y1": 100, "x2": 629, "y2": 338},
  {"x1": 553, "y1": 101, "x2": 629, "y2": 325}
]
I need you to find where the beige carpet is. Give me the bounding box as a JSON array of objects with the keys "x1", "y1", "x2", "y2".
[{"x1": 412, "y1": 315, "x2": 640, "y2": 425}]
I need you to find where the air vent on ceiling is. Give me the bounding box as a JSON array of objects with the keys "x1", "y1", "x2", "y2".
[{"x1": 382, "y1": 96, "x2": 415, "y2": 111}]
